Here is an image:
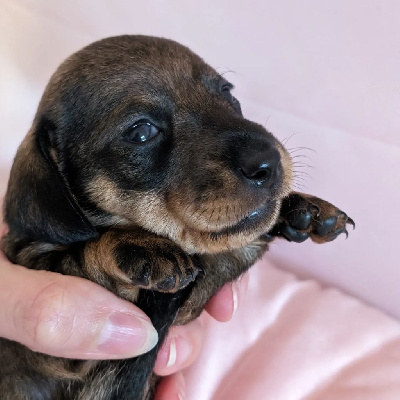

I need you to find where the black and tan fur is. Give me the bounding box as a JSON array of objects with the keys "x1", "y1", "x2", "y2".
[{"x1": 0, "y1": 35, "x2": 354, "y2": 400}]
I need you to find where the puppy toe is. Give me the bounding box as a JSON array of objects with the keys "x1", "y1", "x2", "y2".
[
  {"x1": 315, "y1": 216, "x2": 338, "y2": 236},
  {"x1": 281, "y1": 225, "x2": 310, "y2": 243}
]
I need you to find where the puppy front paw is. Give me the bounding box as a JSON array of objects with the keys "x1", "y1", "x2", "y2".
[
  {"x1": 115, "y1": 237, "x2": 200, "y2": 293},
  {"x1": 272, "y1": 193, "x2": 355, "y2": 243}
]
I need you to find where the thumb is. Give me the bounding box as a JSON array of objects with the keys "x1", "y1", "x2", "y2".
[{"x1": 0, "y1": 252, "x2": 158, "y2": 359}]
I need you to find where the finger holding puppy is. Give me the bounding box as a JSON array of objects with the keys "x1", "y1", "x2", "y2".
[
  {"x1": 0, "y1": 250, "x2": 158, "y2": 359},
  {"x1": 154, "y1": 275, "x2": 249, "y2": 400},
  {"x1": 1, "y1": 221, "x2": 247, "y2": 383}
]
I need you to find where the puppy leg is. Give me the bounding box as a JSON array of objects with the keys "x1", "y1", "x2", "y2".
[
  {"x1": 83, "y1": 229, "x2": 200, "y2": 295},
  {"x1": 268, "y1": 192, "x2": 355, "y2": 243}
]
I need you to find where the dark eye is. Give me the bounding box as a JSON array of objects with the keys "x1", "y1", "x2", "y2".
[{"x1": 123, "y1": 121, "x2": 161, "y2": 143}]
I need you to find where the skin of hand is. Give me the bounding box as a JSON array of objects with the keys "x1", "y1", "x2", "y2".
[{"x1": 0, "y1": 223, "x2": 248, "y2": 400}]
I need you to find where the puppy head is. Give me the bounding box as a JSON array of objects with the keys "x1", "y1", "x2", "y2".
[{"x1": 5, "y1": 35, "x2": 293, "y2": 253}]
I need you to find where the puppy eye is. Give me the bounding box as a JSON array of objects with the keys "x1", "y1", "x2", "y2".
[{"x1": 123, "y1": 121, "x2": 161, "y2": 143}]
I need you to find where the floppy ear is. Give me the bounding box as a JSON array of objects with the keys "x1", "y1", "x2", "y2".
[{"x1": 3, "y1": 117, "x2": 98, "y2": 245}]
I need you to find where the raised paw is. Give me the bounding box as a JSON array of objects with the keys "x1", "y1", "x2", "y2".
[
  {"x1": 271, "y1": 192, "x2": 355, "y2": 244},
  {"x1": 115, "y1": 235, "x2": 200, "y2": 293}
]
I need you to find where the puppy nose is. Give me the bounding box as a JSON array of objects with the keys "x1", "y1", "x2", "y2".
[{"x1": 240, "y1": 147, "x2": 281, "y2": 187}]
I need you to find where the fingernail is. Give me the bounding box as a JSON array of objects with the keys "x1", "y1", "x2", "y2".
[
  {"x1": 167, "y1": 337, "x2": 177, "y2": 367},
  {"x1": 166, "y1": 336, "x2": 192, "y2": 368},
  {"x1": 231, "y1": 282, "x2": 239, "y2": 316},
  {"x1": 98, "y1": 312, "x2": 158, "y2": 356}
]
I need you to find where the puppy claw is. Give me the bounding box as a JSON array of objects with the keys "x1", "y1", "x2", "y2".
[
  {"x1": 146, "y1": 259, "x2": 199, "y2": 293},
  {"x1": 347, "y1": 217, "x2": 356, "y2": 230},
  {"x1": 196, "y1": 264, "x2": 206, "y2": 277},
  {"x1": 179, "y1": 268, "x2": 199, "y2": 288},
  {"x1": 310, "y1": 203, "x2": 321, "y2": 217}
]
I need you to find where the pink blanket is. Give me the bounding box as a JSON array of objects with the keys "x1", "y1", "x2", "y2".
[{"x1": 184, "y1": 258, "x2": 400, "y2": 399}]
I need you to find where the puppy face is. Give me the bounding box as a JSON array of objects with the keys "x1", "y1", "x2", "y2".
[{"x1": 9, "y1": 35, "x2": 293, "y2": 253}]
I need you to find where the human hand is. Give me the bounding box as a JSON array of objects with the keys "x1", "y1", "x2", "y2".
[
  {"x1": 0, "y1": 223, "x2": 248, "y2": 399},
  {"x1": 0, "y1": 223, "x2": 159, "y2": 358},
  {"x1": 153, "y1": 275, "x2": 248, "y2": 400}
]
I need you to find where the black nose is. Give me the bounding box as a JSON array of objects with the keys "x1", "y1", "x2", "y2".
[{"x1": 240, "y1": 147, "x2": 281, "y2": 187}]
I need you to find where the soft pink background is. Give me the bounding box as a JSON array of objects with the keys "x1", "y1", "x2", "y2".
[{"x1": 1, "y1": 0, "x2": 399, "y2": 318}]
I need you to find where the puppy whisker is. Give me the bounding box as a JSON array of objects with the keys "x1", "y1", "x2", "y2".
[
  {"x1": 293, "y1": 183, "x2": 309, "y2": 191},
  {"x1": 291, "y1": 154, "x2": 314, "y2": 162},
  {"x1": 293, "y1": 170, "x2": 312, "y2": 178},
  {"x1": 292, "y1": 162, "x2": 314, "y2": 169},
  {"x1": 288, "y1": 146, "x2": 317, "y2": 154},
  {"x1": 263, "y1": 115, "x2": 271, "y2": 129},
  {"x1": 294, "y1": 176, "x2": 309, "y2": 184},
  {"x1": 281, "y1": 133, "x2": 297, "y2": 146},
  {"x1": 217, "y1": 68, "x2": 237, "y2": 77}
]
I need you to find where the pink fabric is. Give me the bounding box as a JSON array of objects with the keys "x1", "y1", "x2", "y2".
[{"x1": 185, "y1": 258, "x2": 400, "y2": 399}]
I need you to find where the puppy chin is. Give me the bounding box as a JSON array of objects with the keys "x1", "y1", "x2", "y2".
[
  {"x1": 210, "y1": 200, "x2": 278, "y2": 236},
  {"x1": 177, "y1": 199, "x2": 282, "y2": 254}
]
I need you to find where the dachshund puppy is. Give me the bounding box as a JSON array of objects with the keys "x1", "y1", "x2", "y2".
[{"x1": 0, "y1": 35, "x2": 354, "y2": 400}]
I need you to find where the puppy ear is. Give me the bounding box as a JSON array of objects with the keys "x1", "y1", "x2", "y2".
[{"x1": 4, "y1": 117, "x2": 98, "y2": 245}]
